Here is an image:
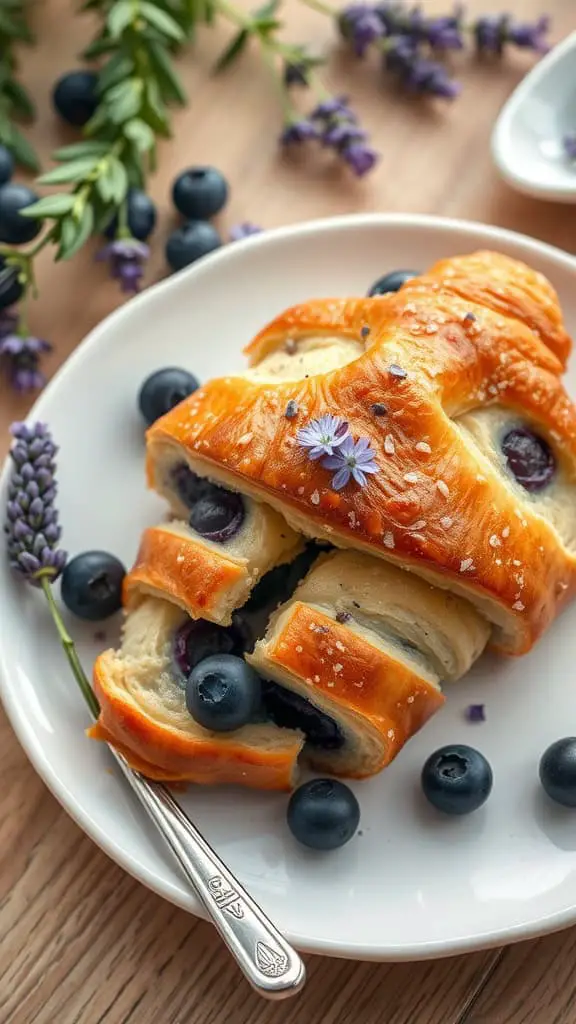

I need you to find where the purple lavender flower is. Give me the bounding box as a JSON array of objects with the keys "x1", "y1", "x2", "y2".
[
  {"x1": 322, "y1": 434, "x2": 379, "y2": 490},
  {"x1": 339, "y1": 4, "x2": 386, "y2": 57},
  {"x1": 564, "y1": 135, "x2": 576, "y2": 161},
  {"x1": 297, "y1": 414, "x2": 350, "y2": 460},
  {"x1": 4, "y1": 421, "x2": 67, "y2": 585},
  {"x1": 0, "y1": 332, "x2": 51, "y2": 392},
  {"x1": 228, "y1": 223, "x2": 263, "y2": 242},
  {"x1": 281, "y1": 119, "x2": 320, "y2": 144},
  {"x1": 311, "y1": 95, "x2": 353, "y2": 119},
  {"x1": 506, "y1": 15, "x2": 549, "y2": 53},
  {"x1": 420, "y1": 9, "x2": 464, "y2": 51},
  {"x1": 385, "y1": 37, "x2": 460, "y2": 98},
  {"x1": 341, "y1": 143, "x2": 378, "y2": 176},
  {"x1": 474, "y1": 14, "x2": 549, "y2": 56},
  {"x1": 96, "y1": 239, "x2": 149, "y2": 294}
]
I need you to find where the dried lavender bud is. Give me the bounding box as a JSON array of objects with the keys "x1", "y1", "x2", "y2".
[
  {"x1": 285, "y1": 399, "x2": 299, "y2": 419},
  {"x1": 389, "y1": 363, "x2": 408, "y2": 380},
  {"x1": 371, "y1": 402, "x2": 388, "y2": 416},
  {"x1": 360, "y1": 325, "x2": 370, "y2": 339},
  {"x1": 0, "y1": 313, "x2": 51, "y2": 394},
  {"x1": 4, "y1": 421, "x2": 67, "y2": 586}
]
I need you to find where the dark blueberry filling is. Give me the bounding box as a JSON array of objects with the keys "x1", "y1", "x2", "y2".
[
  {"x1": 172, "y1": 616, "x2": 253, "y2": 684},
  {"x1": 189, "y1": 490, "x2": 245, "y2": 541},
  {"x1": 245, "y1": 543, "x2": 323, "y2": 613},
  {"x1": 262, "y1": 681, "x2": 346, "y2": 750},
  {"x1": 171, "y1": 463, "x2": 212, "y2": 508},
  {"x1": 501, "y1": 426, "x2": 556, "y2": 493}
]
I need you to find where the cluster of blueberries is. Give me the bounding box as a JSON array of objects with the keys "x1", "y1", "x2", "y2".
[
  {"x1": 55, "y1": 263, "x2": 576, "y2": 849},
  {"x1": 0, "y1": 69, "x2": 234, "y2": 302}
]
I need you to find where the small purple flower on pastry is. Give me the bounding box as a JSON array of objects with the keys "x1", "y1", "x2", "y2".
[
  {"x1": 465, "y1": 703, "x2": 486, "y2": 723},
  {"x1": 297, "y1": 414, "x2": 350, "y2": 460},
  {"x1": 285, "y1": 399, "x2": 299, "y2": 419},
  {"x1": 322, "y1": 434, "x2": 379, "y2": 490}
]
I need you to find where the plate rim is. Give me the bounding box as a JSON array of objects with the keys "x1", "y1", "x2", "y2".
[{"x1": 3, "y1": 211, "x2": 576, "y2": 962}]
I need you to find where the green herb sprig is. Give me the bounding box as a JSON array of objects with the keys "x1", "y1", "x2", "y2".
[
  {"x1": 0, "y1": 0, "x2": 39, "y2": 171},
  {"x1": 1, "y1": 0, "x2": 194, "y2": 297}
]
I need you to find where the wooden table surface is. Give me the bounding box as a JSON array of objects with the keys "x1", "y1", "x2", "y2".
[{"x1": 1, "y1": 1, "x2": 576, "y2": 1021}]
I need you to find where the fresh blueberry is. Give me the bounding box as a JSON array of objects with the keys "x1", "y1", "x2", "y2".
[
  {"x1": 368, "y1": 270, "x2": 419, "y2": 296},
  {"x1": 421, "y1": 744, "x2": 493, "y2": 815},
  {"x1": 539, "y1": 738, "x2": 576, "y2": 807},
  {"x1": 52, "y1": 70, "x2": 99, "y2": 127},
  {"x1": 501, "y1": 426, "x2": 556, "y2": 493},
  {"x1": 61, "y1": 551, "x2": 125, "y2": 621},
  {"x1": 172, "y1": 167, "x2": 229, "y2": 220},
  {"x1": 186, "y1": 654, "x2": 262, "y2": 731},
  {"x1": 0, "y1": 257, "x2": 23, "y2": 309},
  {"x1": 189, "y1": 489, "x2": 245, "y2": 542},
  {"x1": 262, "y1": 682, "x2": 345, "y2": 750},
  {"x1": 138, "y1": 367, "x2": 199, "y2": 426},
  {"x1": 165, "y1": 221, "x2": 222, "y2": 272},
  {"x1": 104, "y1": 189, "x2": 157, "y2": 242},
  {"x1": 0, "y1": 146, "x2": 14, "y2": 186},
  {"x1": 0, "y1": 184, "x2": 41, "y2": 244},
  {"x1": 287, "y1": 779, "x2": 360, "y2": 850}
]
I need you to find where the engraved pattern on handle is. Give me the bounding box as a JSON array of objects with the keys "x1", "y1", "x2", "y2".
[{"x1": 109, "y1": 747, "x2": 306, "y2": 999}]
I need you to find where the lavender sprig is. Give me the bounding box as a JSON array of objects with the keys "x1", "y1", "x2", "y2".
[
  {"x1": 5, "y1": 422, "x2": 67, "y2": 584},
  {"x1": 4, "y1": 421, "x2": 99, "y2": 716},
  {"x1": 95, "y1": 239, "x2": 150, "y2": 294},
  {"x1": 0, "y1": 330, "x2": 51, "y2": 392},
  {"x1": 282, "y1": 95, "x2": 378, "y2": 176},
  {"x1": 337, "y1": 3, "x2": 550, "y2": 99}
]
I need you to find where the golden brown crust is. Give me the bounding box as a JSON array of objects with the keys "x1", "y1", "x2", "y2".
[
  {"x1": 91, "y1": 652, "x2": 303, "y2": 790},
  {"x1": 124, "y1": 525, "x2": 249, "y2": 624},
  {"x1": 248, "y1": 603, "x2": 445, "y2": 776},
  {"x1": 147, "y1": 251, "x2": 576, "y2": 653}
]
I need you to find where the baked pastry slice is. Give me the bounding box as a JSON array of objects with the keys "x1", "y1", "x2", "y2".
[
  {"x1": 123, "y1": 484, "x2": 303, "y2": 625},
  {"x1": 90, "y1": 597, "x2": 304, "y2": 788},
  {"x1": 250, "y1": 549, "x2": 489, "y2": 776},
  {"x1": 90, "y1": 547, "x2": 489, "y2": 786},
  {"x1": 146, "y1": 250, "x2": 576, "y2": 655}
]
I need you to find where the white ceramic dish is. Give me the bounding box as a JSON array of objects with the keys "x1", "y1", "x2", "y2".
[
  {"x1": 492, "y1": 31, "x2": 576, "y2": 202},
  {"x1": 3, "y1": 213, "x2": 576, "y2": 962}
]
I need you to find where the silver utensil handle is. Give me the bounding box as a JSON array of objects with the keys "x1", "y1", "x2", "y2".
[{"x1": 109, "y1": 746, "x2": 306, "y2": 999}]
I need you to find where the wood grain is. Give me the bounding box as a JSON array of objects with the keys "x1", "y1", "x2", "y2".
[{"x1": 1, "y1": 1, "x2": 576, "y2": 1022}]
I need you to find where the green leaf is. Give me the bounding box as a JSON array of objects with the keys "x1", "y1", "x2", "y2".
[
  {"x1": 96, "y1": 53, "x2": 134, "y2": 94},
  {"x1": 138, "y1": 1, "x2": 185, "y2": 41},
  {"x1": 254, "y1": 16, "x2": 280, "y2": 33},
  {"x1": 3, "y1": 79, "x2": 35, "y2": 119},
  {"x1": 20, "y1": 193, "x2": 76, "y2": 219},
  {"x1": 4, "y1": 125, "x2": 40, "y2": 172},
  {"x1": 83, "y1": 36, "x2": 116, "y2": 59},
  {"x1": 38, "y1": 157, "x2": 100, "y2": 185},
  {"x1": 57, "y1": 203, "x2": 95, "y2": 261},
  {"x1": 142, "y1": 79, "x2": 170, "y2": 137},
  {"x1": 107, "y1": 0, "x2": 134, "y2": 38},
  {"x1": 123, "y1": 117, "x2": 155, "y2": 153},
  {"x1": 96, "y1": 156, "x2": 128, "y2": 205},
  {"x1": 148, "y1": 41, "x2": 187, "y2": 104},
  {"x1": 253, "y1": 0, "x2": 280, "y2": 18},
  {"x1": 52, "y1": 140, "x2": 111, "y2": 162},
  {"x1": 106, "y1": 78, "x2": 143, "y2": 124},
  {"x1": 214, "y1": 28, "x2": 249, "y2": 72}
]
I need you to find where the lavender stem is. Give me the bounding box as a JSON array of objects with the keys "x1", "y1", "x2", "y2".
[{"x1": 40, "y1": 574, "x2": 100, "y2": 718}]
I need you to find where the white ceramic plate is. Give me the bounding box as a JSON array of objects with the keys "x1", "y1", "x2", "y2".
[
  {"x1": 3, "y1": 214, "x2": 576, "y2": 962},
  {"x1": 492, "y1": 31, "x2": 576, "y2": 203}
]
